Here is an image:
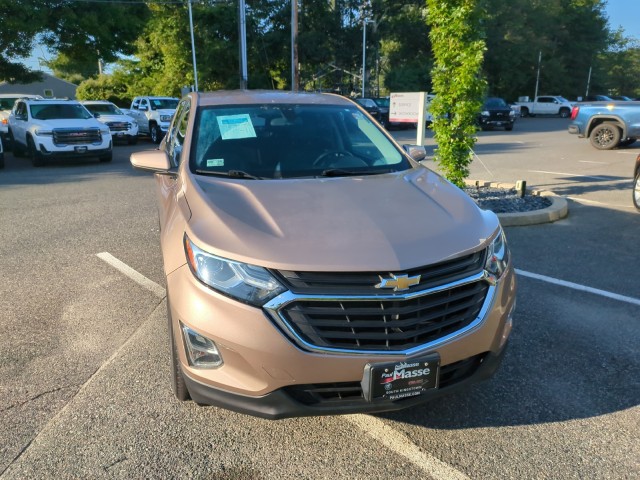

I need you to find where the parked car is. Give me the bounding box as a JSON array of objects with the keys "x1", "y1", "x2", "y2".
[
  {"x1": 128, "y1": 96, "x2": 179, "y2": 143},
  {"x1": 515, "y1": 95, "x2": 573, "y2": 117},
  {"x1": 355, "y1": 97, "x2": 381, "y2": 122},
  {"x1": 478, "y1": 97, "x2": 516, "y2": 131},
  {"x1": 0, "y1": 94, "x2": 43, "y2": 148},
  {"x1": 130, "y1": 90, "x2": 516, "y2": 419},
  {"x1": 580, "y1": 95, "x2": 613, "y2": 102},
  {"x1": 610, "y1": 95, "x2": 633, "y2": 101},
  {"x1": 81, "y1": 100, "x2": 139, "y2": 145},
  {"x1": 634, "y1": 153, "x2": 640, "y2": 211},
  {"x1": 0, "y1": 135, "x2": 4, "y2": 169},
  {"x1": 568, "y1": 101, "x2": 640, "y2": 150},
  {"x1": 8, "y1": 98, "x2": 112, "y2": 166}
]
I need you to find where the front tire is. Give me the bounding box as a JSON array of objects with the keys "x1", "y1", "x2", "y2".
[
  {"x1": 633, "y1": 172, "x2": 640, "y2": 211},
  {"x1": 9, "y1": 131, "x2": 25, "y2": 157},
  {"x1": 520, "y1": 107, "x2": 529, "y2": 117},
  {"x1": 150, "y1": 124, "x2": 162, "y2": 144},
  {"x1": 27, "y1": 136, "x2": 45, "y2": 167},
  {"x1": 589, "y1": 122, "x2": 621, "y2": 150},
  {"x1": 505, "y1": 125, "x2": 514, "y2": 131}
]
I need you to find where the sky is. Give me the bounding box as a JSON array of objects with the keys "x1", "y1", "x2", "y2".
[{"x1": 19, "y1": 0, "x2": 640, "y2": 75}]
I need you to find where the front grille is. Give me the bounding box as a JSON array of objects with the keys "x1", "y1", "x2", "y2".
[
  {"x1": 276, "y1": 250, "x2": 486, "y2": 295},
  {"x1": 283, "y1": 353, "x2": 486, "y2": 406},
  {"x1": 106, "y1": 121, "x2": 131, "y2": 132},
  {"x1": 278, "y1": 281, "x2": 489, "y2": 351},
  {"x1": 53, "y1": 128, "x2": 101, "y2": 145}
]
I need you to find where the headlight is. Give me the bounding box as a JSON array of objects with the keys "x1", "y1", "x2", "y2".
[
  {"x1": 34, "y1": 129, "x2": 52, "y2": 136},
  {"x1": 509, "y1": 110, "x2": 516, "y2": 117},
  {"x1": 184, "y1": 235, "x2": 286, "y2": 306},
  {"x1": 481, "y1": 111, "x2": 490, "y2": 116},
  {"x1": 484, "y1": 228, "x2": 509, "y2": 283},
  {"x1": 160, "y1": 115, "x2": 172, "y2": 122}
]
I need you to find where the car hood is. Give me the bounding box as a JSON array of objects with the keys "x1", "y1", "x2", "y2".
[
  {"x1": 154, "y1": 109, "x2": 176, "y2": 116},
  {"x1": 184, "y1": 167, "x2": 498, "y2": 271},
  {"x1": 94, "y1": 114, "x2": 135, "y2": 123},
  {"x1": 35, "y1": 119, "x2": 105, "y2": 129}
]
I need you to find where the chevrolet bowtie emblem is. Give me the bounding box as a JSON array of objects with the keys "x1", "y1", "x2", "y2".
[{"x1": 375, "y1": 273, "x2": 421, "y2": 291}]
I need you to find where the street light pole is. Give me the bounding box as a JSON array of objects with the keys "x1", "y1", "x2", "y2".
[
  {"x1": 187, "y1": 0, "x2": 198, "y2": 92},
  {"x1": 291, "y1": 0, "x2": 299, "y2": 91},
  {"x1": 239, "y1": 0, "x2": 248, "y2": 89},
  {"x1": 361, "y1": 19, "x2": 369, "y2": 98}
]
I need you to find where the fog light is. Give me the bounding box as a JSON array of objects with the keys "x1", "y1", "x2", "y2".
[{"x1": 181, "y1": 323, "x2": 223, "y2": 368}]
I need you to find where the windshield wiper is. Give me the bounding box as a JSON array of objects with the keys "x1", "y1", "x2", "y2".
[
  {"x1": 319, "y1": 168, "x2": 392, "y2": 177},
  {"x1": 195, "y1": 169, "x2": 264, "y2": 180}
]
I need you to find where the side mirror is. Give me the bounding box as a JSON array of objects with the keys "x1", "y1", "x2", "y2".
[
  {"x1": 130, "y1": 149, "x2": 174, "y2": 174},
  {"x1": 403, "y1": 145, "x2": 428, "y2": 162}
]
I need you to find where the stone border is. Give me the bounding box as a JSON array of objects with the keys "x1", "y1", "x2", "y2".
[{"x1": 465, "y1": 180, "x2": 569, "y2": 226}]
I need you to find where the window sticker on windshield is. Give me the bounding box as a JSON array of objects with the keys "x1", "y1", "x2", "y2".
[
  {"x1": 217, "y1": 114, "x2": 257, "y2": 140},
  {"x1": 206, "y1": 159, "x2": 225, "y2": 167}
]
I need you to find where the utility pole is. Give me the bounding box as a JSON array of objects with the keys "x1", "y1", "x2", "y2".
[
  {"x1": 188, "y1": 0, "x2": 199, "y2": 91},
  {"x1": 534, "y1": 50, "x2": 542, "y2": 99},
  {"x1": 585, "y1": 65, "x2": 592, "y2": 98},
  {"x1": 239, "y1": 0, "x2": 248, "y2": 89},
  {"x1": 291, "y1": 0, "x2": 299, "y2": 91}
]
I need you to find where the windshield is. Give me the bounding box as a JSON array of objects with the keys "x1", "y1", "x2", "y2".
[
  {"x1": 190, "y1": 104, "x2": 410, "y2": 179},
  {"x1": 483, "y1": 98, "x2": 508, "y2": 108},
  {"x1": 84, "y1": 103, "x2": 123, "y2": 116},
  {"x1": 30, "y1": 103, "x2": 93, "y2": 120},
  {"x1": 150, "y1": 99, "x2": 178, "y2": 110},
  {"x1": 0, "y1": 97, "x2": 20, "y2": 110},
  {"x1": 373, "y1": 98, "x2": 390, "y2": 108}
]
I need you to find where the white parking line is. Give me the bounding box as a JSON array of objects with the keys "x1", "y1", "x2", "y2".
[
  {"x1": 96, "y1": 252, "x2": 166, "y2": 298},
  {"x1": 578, "y1": 160, "x2": 608, "y2": 165},
  {"x1": 346, "y1": 414, "x2": 470, "y2": 480},
  {"x1": 516, "y1": 269, "x2": 640, "y2": 307},
  {"x1": 95, "y1": 253, "x2": 639, "y2": 479}
]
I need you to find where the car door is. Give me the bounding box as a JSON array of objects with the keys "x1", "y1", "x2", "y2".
[
  {"x1": 535, "y1": 97, "x2": 553, "y2": 115},
  {"x1": 10, "y1": 101, "x2": 29, "y2": 146}
]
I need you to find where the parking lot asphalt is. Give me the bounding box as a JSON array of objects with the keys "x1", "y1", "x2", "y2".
[{"x1": 0, "y1": 120, "x2": 638, "y2": 479}]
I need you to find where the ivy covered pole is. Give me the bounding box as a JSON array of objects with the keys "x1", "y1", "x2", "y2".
[{"x1": 426, "y1": 0, "x2": 487, "y2": 187}]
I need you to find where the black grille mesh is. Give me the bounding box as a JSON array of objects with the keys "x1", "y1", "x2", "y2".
[{"x1": 279, "y1": 281, "x2": 489, "y2": 351}]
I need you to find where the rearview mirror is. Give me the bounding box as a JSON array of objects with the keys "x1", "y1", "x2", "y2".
[
  {"x1": 403, "y1": 145, "x2": 428, "y2": 162},
  {"x1": 130, "y1": 150, "x2": 174, "y2": 174}
]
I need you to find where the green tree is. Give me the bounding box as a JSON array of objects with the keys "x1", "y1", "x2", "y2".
[
  {"x1": 427, "y1": 0, "x2": 486, "y2": 187},
  {"x1": 0, "y1": 0, "x2": 148, "y2": 84}
]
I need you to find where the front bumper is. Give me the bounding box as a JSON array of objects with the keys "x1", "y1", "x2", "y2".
[{"x1": 167, "y1": 262, "x2": 516, "y2": 418}]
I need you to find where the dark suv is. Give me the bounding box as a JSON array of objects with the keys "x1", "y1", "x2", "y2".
[{"x1": 478, "y1": 97, "x2": 516, "y2": 131}]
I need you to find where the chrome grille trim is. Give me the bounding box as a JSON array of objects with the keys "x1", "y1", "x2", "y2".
[
  {"x1": 52, "y1": 128, "x2": 102, "y2": 145},
  {"x1": 264, "y1": 271, "x2": 496, "y2": 356}
]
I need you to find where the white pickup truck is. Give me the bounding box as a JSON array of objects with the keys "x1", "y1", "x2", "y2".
[
  {"x1": 127, "y1": 96, "x2": 179, "y2": 143},
  {"x1": 514, "y1": 95, "x2": 574, "y2": 118}
]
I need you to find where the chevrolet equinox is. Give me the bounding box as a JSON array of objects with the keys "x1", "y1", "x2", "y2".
[{"x1": 130, "y1": 90, "x2": 516, "y2": 419}]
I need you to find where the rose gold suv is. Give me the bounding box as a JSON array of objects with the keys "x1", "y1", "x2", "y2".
[{"x1": 131, "y1": 90, "x2": 516, "y2": 419}]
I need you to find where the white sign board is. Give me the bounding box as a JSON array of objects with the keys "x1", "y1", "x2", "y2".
[
  {"x1": 390, "y1": 92, "x2": 431, "y2": 146},
  {"x1": 389, "y1": 92, "x2": 423, "y2": 122}
]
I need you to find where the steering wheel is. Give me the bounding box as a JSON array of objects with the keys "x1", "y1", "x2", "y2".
[{"x1": 313, "y1": 150, "x2": 361, "y2": 168}]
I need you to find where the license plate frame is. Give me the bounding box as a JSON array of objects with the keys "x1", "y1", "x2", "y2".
[
  {"x1": 361, "y1": 354, "x2": 440, "y2": 402},
  {"x1": 74, "y1": 146, "x2": 88, "y2": 153}
]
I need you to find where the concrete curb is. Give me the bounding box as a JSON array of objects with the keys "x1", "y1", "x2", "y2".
[{"x1": 465, "y1": 180, "x2": 569, "y2": 227}]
